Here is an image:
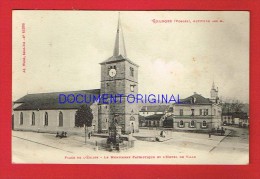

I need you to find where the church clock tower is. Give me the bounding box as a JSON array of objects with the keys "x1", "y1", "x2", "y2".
[{"x1": 98, "y1": 14, "x2": 139, "y2": 133}]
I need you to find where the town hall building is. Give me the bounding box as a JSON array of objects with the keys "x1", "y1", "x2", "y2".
[
  {"x1": 163, "y1": 83, "x2": 222, "y2": 131},
  {"x1": 12, "y1": 15, "x2": 139, "y2": 134}
]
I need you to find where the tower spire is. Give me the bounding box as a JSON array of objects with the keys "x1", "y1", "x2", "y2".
[
  {"x1": 113, "y1": 12, "x2": 127, "y2": 57},
  {"x1": 212, "y1": 81, "x2": 215, "y2": 89}
]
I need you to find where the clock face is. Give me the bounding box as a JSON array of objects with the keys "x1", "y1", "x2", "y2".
[{"x1": 109, "y1": 69, "x2": 117, "y2": 77}]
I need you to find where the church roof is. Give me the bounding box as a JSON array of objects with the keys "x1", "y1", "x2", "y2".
[
  {"x1": 180, "y1": 93, "x2": 213, "y2": 105},
  {"x1": 13, "y1": 89, "x2": 100, "y2": 111},
  {"x1": 100, "y1": 55, "x2": 139, "y2": 67}
]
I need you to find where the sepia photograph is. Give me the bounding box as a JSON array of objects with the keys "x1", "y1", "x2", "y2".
[{"x1": 12, "y1": 11, "x2": 249, "y2": 164}]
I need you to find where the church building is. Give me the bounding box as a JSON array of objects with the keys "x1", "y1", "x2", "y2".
[{"x1": 12, "y1": 15, "x2": 139, "y2": 134}]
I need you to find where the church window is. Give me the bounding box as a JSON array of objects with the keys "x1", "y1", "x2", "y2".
[
  {"x1": 190, "y1": 120, "x2": 195, "y2": 128},
  {"x1": 180, "y1": 109, "x2": 183, "y2": 116},
  {"x1": 59, "y1": 111, "x2": 63, "y2": 127},
  {"x1": 20, "y1": 112, "x2": 23, "y2": 125},
  {"x1": 130, "y1": 85, "x2": 134, "y2": 92},
  {"x1": 108, "y1": 66, "x2": 112, "y2": 75},
  {"x1": 202, "y1": 121, "x2": 207, "y2": 127},
  {"x1": 179, "y1": 120, "x2": 184, "y2": 127},
  {"x1": 114, "y1": 65, "x2": 116, "y2": 69},
  {"x1": 105, "y1": 119, "x2": 107, "y2": 122},
  {"x1": 44, "y1": 112, "x2": 48, "y2": 126},
  {"x1": 32, "y1": 112, "x2": 35, "y2": 126},
  {"x1": 130, "y1": 67, "x2": 134, "y2": 77},
  {"x1": 199, "y1": 109, "x2": 203, "y2": 115}
]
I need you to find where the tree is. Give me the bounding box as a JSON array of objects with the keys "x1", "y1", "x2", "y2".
[
  {"x1": 75, "y1": 105, "x2": 93, "y2": 144},
  {"x1": 221, "y1": 99, "x2": 244, "y2": 113}
]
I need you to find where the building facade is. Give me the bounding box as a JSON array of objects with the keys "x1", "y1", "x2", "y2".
[
  {"x1": 138, "y1": 105, "x2": 169, "y2": 127},
  {"x1": 12, "y1": 90, "x2": 100, "y2": 134},
  {"x1": 222, "y1": 112, "x2": 249, "y2": 127},
  {"x1": 163, "y1": 84, "x2": 222, "y2": 131}
]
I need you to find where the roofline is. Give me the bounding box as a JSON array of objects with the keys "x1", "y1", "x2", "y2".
[
  {"x1": 25, "y1": 88, "x2": 100, "y2": 95},
  {"x1": 13, "y1": 107, "x2": 83, "y2": 111},
  {"x1": 100, "y1": 58, "x2": 139, "y2": 67},
  {"x1": 174, "y1": 103, "x2": 214, "y2": 105},
  {"x1": 140, "y1": 111, "x2": 166, "y2": 112},
  {"x1": 14, "y1": 88, "x2": 101, "y2": 103}
]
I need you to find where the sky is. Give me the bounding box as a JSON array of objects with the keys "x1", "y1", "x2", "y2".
[{"x1": 12, "y1": 11, "x2": 249, "y2": 103}]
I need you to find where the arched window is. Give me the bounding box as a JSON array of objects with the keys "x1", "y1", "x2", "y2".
[
  {"x1": 20, "y1": 112, "x2": 23, "y2": 125},
  {"x1": 44, "y1": 112, "x2": 48, "y2": 126},
  {"x1": 130, "y1": 67, "x2": 134, "y2": 77},
  {"x1": 202, "y1": 121, "x2": 207, "y2": 127},
  {"x1": 59, "y1": 111, "x2": 63, "y2": 127},
  {"x1": 190, "y1": 120, "x2": 195, "y2": 128},
  {"x1": 32, "y1": 112, "x2": 35, "y2": 126},
  {"x1": 179, "y1": 120, "x2": 184, "y2": 127}
]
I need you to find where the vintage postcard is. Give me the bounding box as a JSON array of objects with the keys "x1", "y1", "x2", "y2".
[{"x1": 12, "y1": 11, "x2": 249, "y2": 164}]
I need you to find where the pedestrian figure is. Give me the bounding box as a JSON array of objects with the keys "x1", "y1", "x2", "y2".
[
  {"x1": 221, "y1": 130, "x2": 225, "y2": 136},
  {"x1": 209, "y1": 133, "x2": 211, "y2": 138},
  {"x1": 88, "y1": 132, "x2": 91, "y2": 139},
  {"x1": 60, "y1": 131, "x2": 64, "y2": 138},
  {"x1": 56, "y1": 132, "x2": 59, "y2": 138}
]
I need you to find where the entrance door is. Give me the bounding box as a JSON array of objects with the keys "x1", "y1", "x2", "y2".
[
  {"x1": 130, "y1": 116, "x2": 135, "y2": 133},
  {"x1": 130, "y1": 121, "x2": 135, "y2": 133}
]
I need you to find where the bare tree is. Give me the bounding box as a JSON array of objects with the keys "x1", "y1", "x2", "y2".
[{"x1": 221, "y1": 99, "x2": 244, "y2": 113}]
